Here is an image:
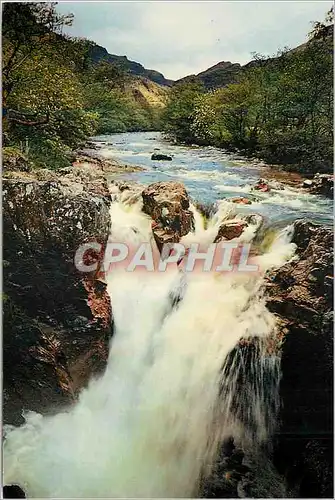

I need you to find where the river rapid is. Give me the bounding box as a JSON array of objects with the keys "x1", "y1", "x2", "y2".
[{"x1": 94, "y1": 131, "x2": 332, "y2": 227}]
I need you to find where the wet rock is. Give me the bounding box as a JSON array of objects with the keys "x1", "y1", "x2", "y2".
[
  {"x1": 151, "y1": 153, "x2": 172, "y2": 161},
  {"x1": 74, "y1": 152, "x2": 143, "y2": 174},
  {"x1": 214, "y1": 220, "x2": 248, "y2": 242},
  {"x1": 241, "y1": 213, "x2": 264, "y2": 229},
  {"x1": 266, "y1": 219, "x2": 333, "y2": 318},
  {"x1": 301, "y1": 173, "x2": 334, "y2": 199},
  {"x1": 230, "y1": 197, "x2": 252, "y2": 205},
  {"x1": 265, "y1": 219, "x2": 333, "y2": 497},
  {"x1": 309, "y1": 173, "x2": 333, "y2": 199},
  {"x1": 302, "y1": 179, "x2": 314, "y2": 188},
  {"x1": 3, "y1": 178, "x2": 112, "y2": 425},
  {"x1": 109, "y1": 180, "x2": 145, "y2": 205},
  {"x1": 195, "y1": 201, "x2": 215, "y2": 219},
  {"x1": 84, "y1": 140, "x2": 99, "y2": 150},
  {"x1": 253, "y1": 178, "x2": 271, "y2": 192},
  {"x1": 142, "y1": 181, "x2": 194, "y2": 251}
]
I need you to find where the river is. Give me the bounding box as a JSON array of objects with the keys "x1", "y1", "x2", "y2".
[{"x1": 3, "y1": 131, "x2": 332, "y2": 498}]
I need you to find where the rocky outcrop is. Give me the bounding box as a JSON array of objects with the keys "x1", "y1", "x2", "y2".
[
  {"x1": 3, "y1": 174, "x2": 113, "y2": 425},
  {"x1": 74, "y1": 150, "x2": 144, "y2": 174},
  {"x1": 302, "y1": 173, "x2": 334, "y2": 199},
  {"x1": 252, "y1": 178, "x2": 271, "y2": 192},
  {"x1": 142, "y1": 181, "x2": 194, "y2": 251},
  {"x1": 202, "y1": 219, "x2": 333, "y2": 499},
  {"x1": 266, "y1": 220, "x2": 333, "y2": 497}
]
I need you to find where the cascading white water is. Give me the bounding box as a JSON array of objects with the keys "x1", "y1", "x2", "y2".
[{"x1": 3, "y1": 193, "x2": 297, "y2": 498}]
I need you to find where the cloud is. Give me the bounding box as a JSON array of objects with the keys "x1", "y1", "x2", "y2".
[{"x1": 57, "y1": 1, "x2": 332, "y2": 79}]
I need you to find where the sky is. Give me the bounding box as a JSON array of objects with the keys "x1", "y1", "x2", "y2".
[{"x1": 56, "y1": 1, "x2": 332, "y2": 80}]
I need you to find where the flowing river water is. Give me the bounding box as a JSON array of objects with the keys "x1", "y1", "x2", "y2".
[
  {"x1": 3, "y1": 132, "x2": 333, "y2": 498},
  {"x1": 97, "y1": 131, "x2": 332, "y2": 226}
]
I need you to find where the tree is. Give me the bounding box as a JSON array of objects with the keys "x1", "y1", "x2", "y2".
[
  {"x1": 2, "y1": 3, "x2": 73, "y2": 109},
  {"x1": 162, "y1": 81, "x2": 205, "y2": 142}
]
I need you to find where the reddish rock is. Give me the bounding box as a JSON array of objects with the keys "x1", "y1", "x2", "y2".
[
  {"x1": 214, "y1": 220, "x2": 248, "y2": 242},
  {"x1": 253, "y1": 178, "x2": 271, "y2": 192},
  {"x1": 231, "y1": 197, "x2": 252, "y2": 205}
]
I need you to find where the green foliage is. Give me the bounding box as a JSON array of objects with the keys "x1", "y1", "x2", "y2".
[
  {"x1": 3, "y1": 2, "x2": 164, "y2": 171},
  {"x1": 82, "y1": 79, "x2": 160, "y2": 135},
  {"x1": 163, "y1": 12, "x2": 333, "y2": 173}
]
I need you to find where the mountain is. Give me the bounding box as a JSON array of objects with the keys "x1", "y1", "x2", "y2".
[
  {"x1": 175, "y1": 24, "x2": 333, "y2": 90},
  {"x1": 196, "y1": 61, "x2": 242, "y2": 88},
  {"x1": 87, "y1": 43, "x2": 174, "y2": 87},
  {"x1": 174, "y1": 60, "x2": 242, "y2": 89},
  {"x1": 128, "y1": 77, "x2": 169, "y2": 108}
]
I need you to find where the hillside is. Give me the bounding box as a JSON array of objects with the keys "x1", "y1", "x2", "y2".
[
  {"x1": 88, "y1": 42, "x2": 174, "y2": 87},
  {"x1": 175, "y1": 24, "x2": 334, "y2": 90},
  {"x1": 128, "y1": 77, "x2": 169, "y2": 108},
  {"x1": 2, "y1": 3, "x2": 171, "y2": 170}
]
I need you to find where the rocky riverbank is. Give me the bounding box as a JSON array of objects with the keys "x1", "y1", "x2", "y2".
[
  {"x1": 267, "y1": 220, "x2": 333, "y2": 498},
  {"x1": 3, "y1": 148, "x2": 143, "y2": 425}
]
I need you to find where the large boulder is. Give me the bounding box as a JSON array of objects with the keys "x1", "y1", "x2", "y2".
[
  {"x1": 266, "y1": 220, "x2": 333, "y2": 497},
  {"x1": 310, "y1": 173, "x2": 333, "y2": 199},
  {"x1": 142, "y1": 181, "x2": 194, "y2": 251},
  {"x1": 214, "y1": 220, "x2": 248, "y2": 242},
  {"x1": 301, "y1": 173, "x2": 333, "y2": 199},
  {"x1": 3, "y1": 177, "x2": 112, "y2": 425}
]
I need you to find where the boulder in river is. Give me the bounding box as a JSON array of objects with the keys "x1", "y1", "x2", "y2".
[
  {"x1": 309, "y1": 173, "x2": 333, "y2": 199},
  {"x1": 151, "y1": 153, "x2": 173, "y2": 161},
  {"x1": 302, "y1": 179, "x2": 314, "y2": 188},
  {"x1": 230, "y1": 197, "x2": 252, "y2": 205},
  {"x1": 214, "y1": 220, "x2": 248, "y2": 242},
  {"x1": 253, "y1": 178, "x2": 271, "y2": 192},
  {"x1": 142, "y1": 181, "x2": 194, "y2": 251},
  {"x1": 3, "y1": 173, "x2": 113, "y2": 425}
]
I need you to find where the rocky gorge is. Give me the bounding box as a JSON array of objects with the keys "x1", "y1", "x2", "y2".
[{"x1": 3, "y1": 139, "x2": 333, "y2": 498}]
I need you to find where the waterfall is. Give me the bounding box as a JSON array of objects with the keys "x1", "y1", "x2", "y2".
[{"x1": 3, "y1": 196, "x2": 296, "y2": 498}]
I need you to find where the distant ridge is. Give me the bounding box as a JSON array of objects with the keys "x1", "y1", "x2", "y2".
[
  {"x1": 175, "y1": 24, "x2": 334, "y2": 89},
  {"x1": 87, "y1": 42, "x2": 174, "y2": 87}
]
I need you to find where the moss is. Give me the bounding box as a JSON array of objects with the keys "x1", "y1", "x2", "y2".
[{"x1": 2, "y1": 146, "x2": 30, "y2": 172}]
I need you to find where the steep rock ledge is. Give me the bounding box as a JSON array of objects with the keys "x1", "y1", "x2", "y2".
[
  {"x1": 3, "y1": 175, "x2": 112, "y2": 425},
  {"x1": 266, "y1": 220, "x2": 333, "y2": 498},
  {"x1": 201, "y1": 219, "x2": 333, "y2": 498}
]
